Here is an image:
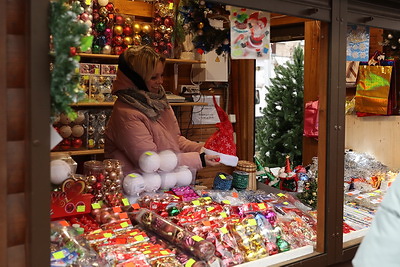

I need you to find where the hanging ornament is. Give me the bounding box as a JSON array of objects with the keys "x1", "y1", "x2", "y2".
[
  {"x1": 123, "y1": 26, "x2": 133, "y2": 36},
  {"x1": 154, "y1": 31, "x2": 162, "y2": 41},
  {"x1": 141, "y1": 34, "x2": 152, "y2": 45},
  {"x1": 164, "y1": 17, "x2": 173, "y2": 27},
  {"x1": 154, "y1": 16, "x2": 163, "y2": 26},
  {"x1": 92, "y1": 44, "x2": 102, "y2": 54},
  {"x1": 133, "y1": 34, "x2": 142, "y2": 45},
  {"x1": 123, "y1": 36, "x2": 133, "y2": 46},
  {"x1": 388, "y1": 33, "x2": 393, "y2": 39},
  {"x1": 133, "y1": 23, "x2": 142, "y2": 33},
  {"x1": 198, "y1": 22, "x2": 204, "y2": 29},
  {"x1": 98, "y1": 7, "x2": 108, "y2": 17},
  {"x1": 141, "y1": 24, "x2": 152, "y2": 34},
  {"x1": 113, "y1": 25, "x2": 123, "y2": 35},
  {"x1": 392, "y1": 45, "x2": 397, "y2": 50},
  {"x1": 105, "y1": 3, "x2": 114, "y2": 12},
  {"x1": 158, "y1": 25, "x2": 167, "y2": 33},
  {"x1": 125, "y1": 17, "x2": 133, "y2": 26},
  {"x1": 113, "y1": 35, "x2": 124, "y2": 46},
  {"x1": 114, "y1": 46, "x2": 124, "y2": 55},
  {"x1": 98, "y1": 0, "x2": 109, "y2": 7},
  {"x1": 96, "y1": 22, "x2": 106, "y2": 33},
  {"x1": 114, "y1": 14, "x2": 124, "y2": 25},
  {"x1": 102, "y1": 45, "x2": 112, "y2": 54}
]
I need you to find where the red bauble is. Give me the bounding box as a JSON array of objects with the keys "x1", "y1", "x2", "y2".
[
  {"x1": 60, "y1": 139, "x2": 71, "y2": 150},
  {"x1": 114, "y1": 46, "x2": 124, "y2": 55},
  {"x1": 154, "y1": 16, "x2": 163, "y2": 26},
  {"x1": 105, "y1": 3, "x2": 114, "y2": 11},
  {"x1": 114, "y1": 14, "x2": 124, "y2": 25},
  {"x1": 164, "y1": 17, "x2": 173, "y2": 27},
  {"x1": 123, "y1": 26, "x2": 133, "y2": 36},
  {"x1": 113, "y1": 35, "x2": 124, "y2": 46},
  {"x1": 154, "y1": 31, "x2": 162, "y2": 41},
  {"x1": 69, "y1": 47, "x2": 77, "y2": 56},
  {"x1": 71, "y1": 138, "x2": 83, "y2": 148}
]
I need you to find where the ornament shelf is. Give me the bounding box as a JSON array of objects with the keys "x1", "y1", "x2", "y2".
[
  {"x1": 51, "y1": 149, "x2": 104, "y2": 157},
  {"x1": 77, "y1": 53, "x2": 206, "y2": 64},
  {"x1": 70, "y1": 101, "x2": 208, "y2": 107}
]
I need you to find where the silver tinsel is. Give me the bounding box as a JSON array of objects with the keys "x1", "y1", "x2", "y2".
[{"x1": 344, "y1": 151, "x2": 389, "y2": 182}]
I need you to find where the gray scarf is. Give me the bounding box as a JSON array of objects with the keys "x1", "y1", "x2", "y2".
[{"x1": 115, "y1": 86, "x2": 170, "y2": 121}]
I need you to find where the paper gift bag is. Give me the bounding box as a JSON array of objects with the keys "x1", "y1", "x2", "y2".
[
  {"x1": 355, "y1": 65, "x2": 393, "y2": 115},
  {"x1": 303, "y1": 99, "x2": 319, "y2": 139}
]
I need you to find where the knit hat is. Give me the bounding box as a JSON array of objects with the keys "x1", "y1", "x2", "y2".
[{"x1": 203, "y1": 95, "x2": 239, "y2": 167}]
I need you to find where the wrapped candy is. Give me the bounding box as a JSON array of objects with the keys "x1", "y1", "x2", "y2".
[
  {"x1": 228, "y1": 215, "x2": 269, "y2": 262},
  {"x1": 135, "y1": 208, "x2": 216, "y2": 261}
]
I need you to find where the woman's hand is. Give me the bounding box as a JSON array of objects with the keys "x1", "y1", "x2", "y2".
[{"x1": 205, "y1": 154, "x2": 221, "y2": 167}]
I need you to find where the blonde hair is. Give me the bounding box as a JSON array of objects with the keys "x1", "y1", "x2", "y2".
[{"x1": 123, "y1": 46, "x2": 166, "y2": 82}]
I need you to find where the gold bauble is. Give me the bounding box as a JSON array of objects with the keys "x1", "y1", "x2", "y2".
[
  {"x1": 133, "y1": 34, "x2": 142, "y2": 45},
  {"x1": 113, "y1": 25, "x2": 123, "y2": 35},
  {"x1": 198, "y1": 22, "x2": 204, "y2": 29},
  {"x1": 133, "y1": 23, "x2": 142, "y2": 33},
  {"x1": 141, "y1": 24, "x2": 152, "y2": 34},
  {"x1": 123, "y1": 36, "x2": 133, "y2": 45},
  {"x1": 125, "y1": 17, "x2": 133, "y2": 26},
  {"x1": 158, "y1": 25, "x2": 167, "y2": 33}
]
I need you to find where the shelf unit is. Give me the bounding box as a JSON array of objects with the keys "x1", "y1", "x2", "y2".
[
  {"x1": 51, "y1": 149, "x2": 104, "y2": 157},
  {"x1": 70, "y1": 101, "x2": 208, "y2": 107}
]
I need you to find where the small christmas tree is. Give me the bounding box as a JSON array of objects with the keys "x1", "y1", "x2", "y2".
[{"x1": 255, "y1": 45, "x2": 304, "y2": 167}]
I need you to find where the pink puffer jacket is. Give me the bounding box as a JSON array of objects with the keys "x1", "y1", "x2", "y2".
[{"x1": 105, "y1": 71, "x2": 204, "y2": 175}]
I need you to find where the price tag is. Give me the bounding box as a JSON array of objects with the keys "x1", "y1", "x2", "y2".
[
  {"x1": 116, "y1": 238, "x2": 127, "y2": 244},
  {"x1": 85, "y1": 0, "x2": 92, "y2": 5},
  {"x1": 192, "y1": 235, "x2": 204, "y2": 242},
  {"x1": 122, "y1": 198, "x2": 130, "y2": 206},
  {"x1": 207, "y1": 207, "x2": 215, "y2": 212},
  {"x1": 120, "y1": 222, "x2": 129, "y2": 228},
  {"x1": 59, "y1": 220, "x2": 69, "y2": 227},
  {"x1": 222, "y1": 200, "x2": 230, "y2": 204},
  {"x1": 185, "y1": 259, "x2": 196, "y2": 267},
  {"x1": 135, "y1": 235, "x2": 145, "y2": 241},
  {"x1": 258, "y1": 203, "x2": 266, "y2": 209},
  {"x1": 232, "y1": 192, "x2": 239, "y2": 198},
  {"x1": 129, "y1": 231, "x2": 138, "y2": 236},
  {"x1": 277, "y1": 193, "x2": 285, "y2": 197},
  {"x1": 113, "y1": 207, "x2": 122, "y2": 213},
  {"x1": 125, "y1": 263, "x2": 135, "y2": 267},
  {"x1": 248, "y1": 219, "x2": 257, "y2": 226},
  {"x1": 132, "y1": 203, "x2": 140, "y2": 209},
  {"x1": 145, "y1": 152, "x2": 153, "y2": 156},
  {"x1": 220, "y1": 212, "x2": 227, "y2": 218},
  {"x1": 219, "y1": 174, "x2": 226, "y2": 179},
  {"x1": 104, "y1": 233, "x2": 112, "y2": 238},
  {"x1": 128, "y1": 174, "x2": 137, "y2": 178},
  {"x1": 202, "y1": 221, "x2": 211, "y2": 226},
  {"x1": 52, "y1": 251, "x2": 65, "y2": 260},
  {"x1": 76, "y1": 205, "x2": 85, "y2": 212},
  {"x1": 160, "y1": 250, "x2": 170, "y2": 255},
  {"x1": 192, "y1": 200, "x2": 200, "y2": 206},
  {"x1": 168, "y1": 2, "x2": 174, "y2": 9},
  {"x1": 220, "y1": 227, "x2": 229, "y2": 234},
  {"x1": 143, "y1": 250, "x2": 151, "y2": 254},
  {"x1": 283, "y1": 202, "x2": 289, "y2": 205},
  {"x1": 92, "y1": 203, "x2": 101, "y2": 209}
]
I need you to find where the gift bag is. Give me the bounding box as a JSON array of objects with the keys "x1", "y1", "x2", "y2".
[
  {"x1": 303, "y1": 99, "x2": 319, "y2": 139},
  {"x1": 355, "y1": 64, "x2": 393, "y2": 115}
]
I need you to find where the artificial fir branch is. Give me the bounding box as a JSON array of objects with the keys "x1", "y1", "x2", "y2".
[
  {"x1": 255, "y1": 45, "x2": 304, "y2": 167},
  {"x1": 49, "y1": 0, "x2": 88, "y2": 121}
]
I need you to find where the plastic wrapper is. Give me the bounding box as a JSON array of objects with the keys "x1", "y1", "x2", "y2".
[
  {"x1": 171, "y1": 186, "x2": 199, "y2": 202},
  {"x1": 196, "y1": 189, "x2": 247, "y2": 206},
  {"x1": 50, "y1": 221, "x2": 108, "y2": 266},
  {"x1": 228, "y1": 215, "x2": 269, "y2": 262},
  {"x1": 135, "y1": 208, "x2": 216, "y2": 261}
]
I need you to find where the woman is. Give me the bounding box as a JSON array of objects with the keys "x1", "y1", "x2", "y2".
[{"x1": 105, "y1": 46, "x2": 220, "y2": 175}]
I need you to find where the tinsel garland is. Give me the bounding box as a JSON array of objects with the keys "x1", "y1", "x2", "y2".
[
  {"x1": 49, "y1": 0, "x2": 88, "y2": 121},
  {"x1": 177, "y1": 0, "x2": 230, "y2": 55}
]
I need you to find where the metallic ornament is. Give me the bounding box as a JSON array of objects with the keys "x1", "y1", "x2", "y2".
[
  {"x1": 113, "y1": 25, "x2": 123, "y2": 35},
  {"x1": 133, "y1": 23, "x2": 142, "y2": 33},
  {"x1": 141, "y1": 24, "x2": 152, "y2": 34}
]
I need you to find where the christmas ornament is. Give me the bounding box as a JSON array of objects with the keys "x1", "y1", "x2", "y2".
[
  {"x1": 123, "y1": 173, "x2": 146, "y2": 196},
  {"x1": 141, "y1": 24, "x2": 152, "y2": 34},
  {"x1": 123, "y1": 26, "x2": 133, "y2": 36},
  {"x1": 71, "y1": 137, "x2": 83, "y2": 148},
  {"x1": 102, "y1": 44, "x2": 112, "y2": 54},
  {"x1": 158, "y1": 150, "x2": 178, "y2": 172},
  {"x1": 114, "y1": 14, "x2": 124, "y2": 25},
  {"x1": 51, "y1": 159, "x2": 71, "y2": 184},
  {"x1": 73, "y1": 111, "x2": 85, "y2": 124},
  {"x1": 133, "y1": 34, "x2": 142, "y2": 45},
  {"x1": 159, "y1": 171, "x2": 177, "y2": 190},
  {"x1": 98, "y1": 0, "x2": 109, "y2": 7},
  {"x1": 123, "y1": 36, "x2": 133, "y2": 45},
  {"x1": 139, "y1": 151, "x2": 161, "y2": 173},
  {"x1": 142, "y1": 172, "x2": 162, "y2": 192},
  {"x1": 71, "y1": 124, "x2": 84, "y2": 137},
  {"x1": 133, "y1": 23, "x2": 142, "y2": 33},
  {"x1": 175, "y1": 166, "x2": 193, "y2": 187},
  {"x1": 113, "y1": 35, "x2": 123, "y2": 46},
  {"x1": 59, "y1": 125, "x2": 72, "y2": 138},
  {"x1": 113, "y1": 25, "x2": 123, "y2": 35},
  {"x1": 60, "y1": 113, "x2": 72, "y2": 124}
]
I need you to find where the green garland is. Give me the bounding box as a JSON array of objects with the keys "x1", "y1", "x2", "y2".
[{"x1": 49, "y1": 0, "x2": 88, "y2": 121}]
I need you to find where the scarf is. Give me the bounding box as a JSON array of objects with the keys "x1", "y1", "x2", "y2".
[{"x1": 115, "y1": 86, "x2": 170, "y2": 121}]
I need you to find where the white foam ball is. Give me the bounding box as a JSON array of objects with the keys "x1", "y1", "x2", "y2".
[
  {"x1": 158, "y1": 150, "x2": 178, "y2": 172},
  {"x1": 98, "y1": 0, "x2": 109, "y2": 6},
  {"x1": 175, "y1": 166, "x2": 193, "y2": 187},
  {"x1": 51, "y1": 160, "x2": 71, "y2": 185},
  {"x1": 123, "y1": 173, "x2": 145, "y2": 196},
  {"x1": 142, "y1": 172, "x2": 162, "y2": 192},
  {"x1": 159, "y1": 171, "x2": 177, "y2": 190},
  {"x1": 139, "y1": 151, "x2": 161, "y2": 173}
]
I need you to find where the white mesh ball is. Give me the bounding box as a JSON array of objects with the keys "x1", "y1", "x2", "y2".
[
  {"x1": 51, "y1": 160, "x2": 71, "y2": 185},
  {"x1": 159, "y1": 171, "x2": 177, "y2": 190},
  {"x1": 138, "y1": 151, "x2": 161, "y2": 173},
  {"x1": 158, "y1": 150, "x2": 178, "y2": 172},
  {"x1": 123, "y1": 173, "x2": 145, "y2": 196},
  {"x1": 142, "y1": 172, "x2": 162, "y2": 192},
  {"x1": 175, "y1": 166, "x2": 193, "y2": 187}
]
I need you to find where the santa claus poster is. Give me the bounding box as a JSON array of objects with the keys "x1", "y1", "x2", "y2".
[{"x1": 229, "y1": 7, "x2": 270, "y2": 59}]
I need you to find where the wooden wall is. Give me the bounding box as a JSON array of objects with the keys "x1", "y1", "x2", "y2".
[{"x1": 1, "y1": 0, "x2": 28, "y2": 266}]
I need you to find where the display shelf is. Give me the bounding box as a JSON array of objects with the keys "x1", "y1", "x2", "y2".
[
  {"x1": 77, "y1": 53, "x2": 206, "y2": 64},
  {"x1": 51, "y1": 149, "x2": 104, "y2": 157},
  {"x1": 343, "y1": 228, "x2": 369, "y2": 243},
  {"x1": 70, "y1": 101, "x2": 207, "y2": 107},
  {"x1": 237, "y1": 245, "x2": 314, "y2": 267}
]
